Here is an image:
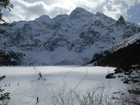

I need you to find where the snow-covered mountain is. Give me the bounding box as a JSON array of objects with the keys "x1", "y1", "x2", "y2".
[{"x1": 0, "y1": 7, "x2": 140, "y2": 66}]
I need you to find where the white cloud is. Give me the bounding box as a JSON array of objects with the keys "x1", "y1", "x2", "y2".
[
  {"x1": 2, "y1": 0, "x2": 140, "y2": 24},
  {"x1": 103, "y1": 1, "x2": 128, "y2": 20},
  {"x1": 3, "y1": 0, "x2": 51, "y2": 22}
]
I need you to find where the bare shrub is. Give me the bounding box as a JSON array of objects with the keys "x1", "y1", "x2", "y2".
[{"x1": 50, "y1": 84, "x2": 114, "y2": 105}]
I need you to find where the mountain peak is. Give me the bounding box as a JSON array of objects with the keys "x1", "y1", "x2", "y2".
[
  {"x1": 35, "y1": 15, "x2": 51, "y2": 22},
  {"x1": 118, "y1": 15, "x2": 125, "y2": 22},
  {"x1": 73, "y1": 7, "x2": 86, "y2": 12},
  {"x1": 116, "y1": 15, "x2": 125, "y2": 26},
  {"x1": 96, "y1": 12, "x2": 105, "y2": 16},
  {"x1": 69, "y1": 7, "x2": 93, "y2": 20}
]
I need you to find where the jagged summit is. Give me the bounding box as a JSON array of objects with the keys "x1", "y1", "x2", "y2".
[
  {"x1": 69, "y1": 7, "x2": 93, "y2": 20},
  {"x1": 116, "y1": 15, "x2": 125, "y2": 26},
  {"x1": 118, "y1": 15, "x2": 125, "y2": 22}
]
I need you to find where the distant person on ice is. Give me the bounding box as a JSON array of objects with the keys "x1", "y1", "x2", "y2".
[
  {"x1": 36, "y1": 97, "x2": 39, "y2": 104},
  {"x1": 38, "y1": 72, "x2": 42, "y2": 78}
]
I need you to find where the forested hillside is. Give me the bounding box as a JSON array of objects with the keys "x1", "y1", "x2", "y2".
[{"x1": 91, "y1": 39, "x2": 140, "y2": 71}]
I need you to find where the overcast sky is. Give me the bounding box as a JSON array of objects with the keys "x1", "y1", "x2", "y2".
[{"x1": 2, "y1": 0, "x2": 140, "y2": 24}]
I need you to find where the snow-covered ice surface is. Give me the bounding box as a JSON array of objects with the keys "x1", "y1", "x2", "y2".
[{"x1": 0, "y1": 66, "x2": 126, "y2": 105}]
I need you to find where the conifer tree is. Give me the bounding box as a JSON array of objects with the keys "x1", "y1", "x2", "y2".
[
  {"x1": 0, "y1": 75, "x2": 10, "y2": 104},
  {"x1": 0, "y1": 0, "x2": 13, "y2": 22}
]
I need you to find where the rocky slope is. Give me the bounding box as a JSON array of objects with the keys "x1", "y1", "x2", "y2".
[{"x1": 0, "y1": 7, "x2": 140, "y2": 66}]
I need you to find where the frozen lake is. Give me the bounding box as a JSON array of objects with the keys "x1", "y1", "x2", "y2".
[{"x1": 0, "y1": 66, "x2": 126, "y2": 105}]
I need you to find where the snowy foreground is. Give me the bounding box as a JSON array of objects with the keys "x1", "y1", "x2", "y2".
[{"x1": 0, "y1": 66, "x2": 126, "y2": 105}]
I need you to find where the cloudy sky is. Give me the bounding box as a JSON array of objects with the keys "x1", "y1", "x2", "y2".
[{"x1": 2, "y1": 0, "x2": 140, "y2": 24}]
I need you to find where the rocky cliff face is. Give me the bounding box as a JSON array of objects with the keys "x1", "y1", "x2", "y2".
[{"x1": 0, "y1": 7, "x2": 140, "y2": 66}]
